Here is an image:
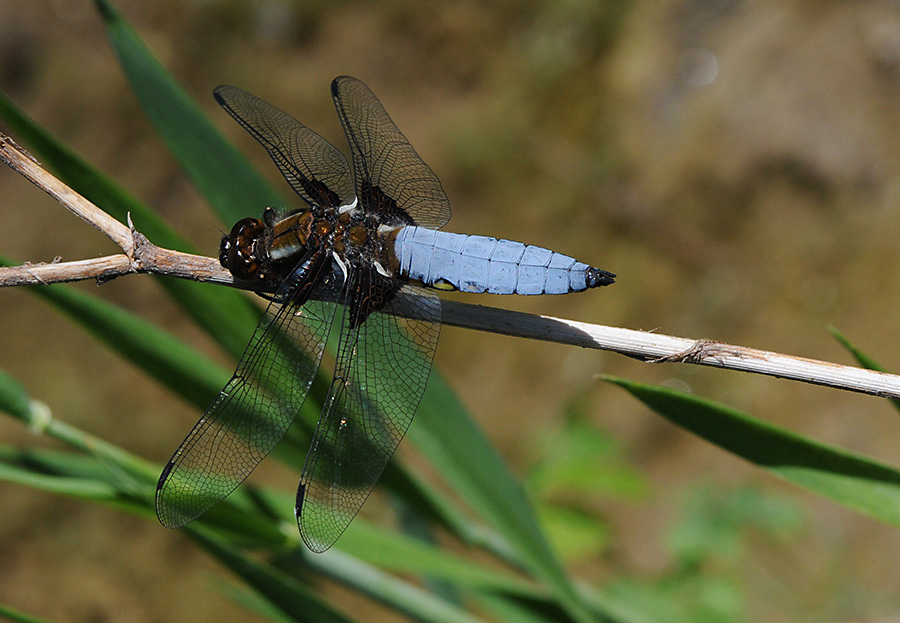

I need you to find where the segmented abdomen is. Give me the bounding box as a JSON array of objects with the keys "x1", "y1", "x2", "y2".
[{"x1": 393, "y1": 226, "x2": 613, "y2": 295}]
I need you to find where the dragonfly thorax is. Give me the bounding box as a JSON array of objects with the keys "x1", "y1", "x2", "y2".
[
  {"x1": 220, "y1": 205, "x2": 400, "y2": 292},
  {"x1": 219, "y1": 208, "x2": 317, "y2": 287}
]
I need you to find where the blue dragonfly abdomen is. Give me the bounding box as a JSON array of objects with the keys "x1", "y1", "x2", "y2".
[{"x1": 393, "y1": 226, "x2": 615, "y2": 295}]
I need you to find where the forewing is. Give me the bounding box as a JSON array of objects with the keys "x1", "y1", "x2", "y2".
[
  {"x1": 156, "y1": 289, "x2": 337, "y2": 528},
  {"x1": 331, "y1": 76, "x2": 451, "y2": 229},
  {"x1": 295, "y1": 283, "x2": 441, "y2": 552},
  {"x1": 215, "y1": 85, "x2": 355, "y2": 209}
]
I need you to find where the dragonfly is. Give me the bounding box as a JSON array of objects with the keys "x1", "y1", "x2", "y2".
[{"x1": 155, "y1": 76, "x2": 616, "y2": 553}]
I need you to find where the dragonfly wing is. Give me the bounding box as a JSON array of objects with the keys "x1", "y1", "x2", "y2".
[
  {"x1": 156, "y1": 282, "x2": 337, "y2": 528},
  {"x1": 215, "y1": 85, "x2": 355, "y2": 209},
  {"x1": 331, "y1": 76, "x2": 451, "y2": 229},
  {"x1": 296, "y1": 281, "x2": 441, "y2": 552}
]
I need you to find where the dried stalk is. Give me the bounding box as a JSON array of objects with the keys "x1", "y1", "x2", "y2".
[{"x1": 3, "y1": 131, "x2": 899, "y2": 400}]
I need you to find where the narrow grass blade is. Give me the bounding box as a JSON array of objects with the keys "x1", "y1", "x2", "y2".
[
  {"x1": 604, "y1": 375, "x2": 900, "y2": 527},
  {"x1": 0, "y1": 603, "x2": 53, "y2": 623},
  {"x1": 829, "y1": 326, "x2": 900, "y2": 413},
  {"x1": 0, "y1": 367, "x2": 31, "y2": 423}
]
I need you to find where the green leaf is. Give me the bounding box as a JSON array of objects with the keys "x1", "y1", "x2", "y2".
[
  {"x1": 0, "y1": 603, "x2": 52, "y2": 623},
  {"x1": 0, "y1": 367, "x2": 32, "y2": 423},
  {"x1": 604, "y1": 375, "x2": 900, "y2": 527}
]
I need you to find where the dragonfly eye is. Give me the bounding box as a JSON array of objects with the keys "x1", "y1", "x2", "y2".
[{"x1": 221, "y1": 217, "x2": 267, "y2": 281}]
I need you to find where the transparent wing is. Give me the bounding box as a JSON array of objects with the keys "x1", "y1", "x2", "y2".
[
  {"x1": 215, "y1": 85, "x2": 355, "y2": 209},
  {"x1": 295, "y1": 282, "x2": 441, "y2": 552},
  {"x1": 156, "y1": 269, "x2": 338, "y2": 528},
  {"x1": 331, "y1": 76, "x2": 451, "y2": 229}
]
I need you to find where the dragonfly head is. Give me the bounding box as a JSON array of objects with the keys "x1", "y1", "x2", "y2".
[{"x1": 220, "y1": 217, "x2": 267, "y2": 282}]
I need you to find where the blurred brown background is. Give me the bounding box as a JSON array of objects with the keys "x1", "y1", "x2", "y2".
[{"x1": 2, "y1": 0, "x2": 900, "y2": 621}]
